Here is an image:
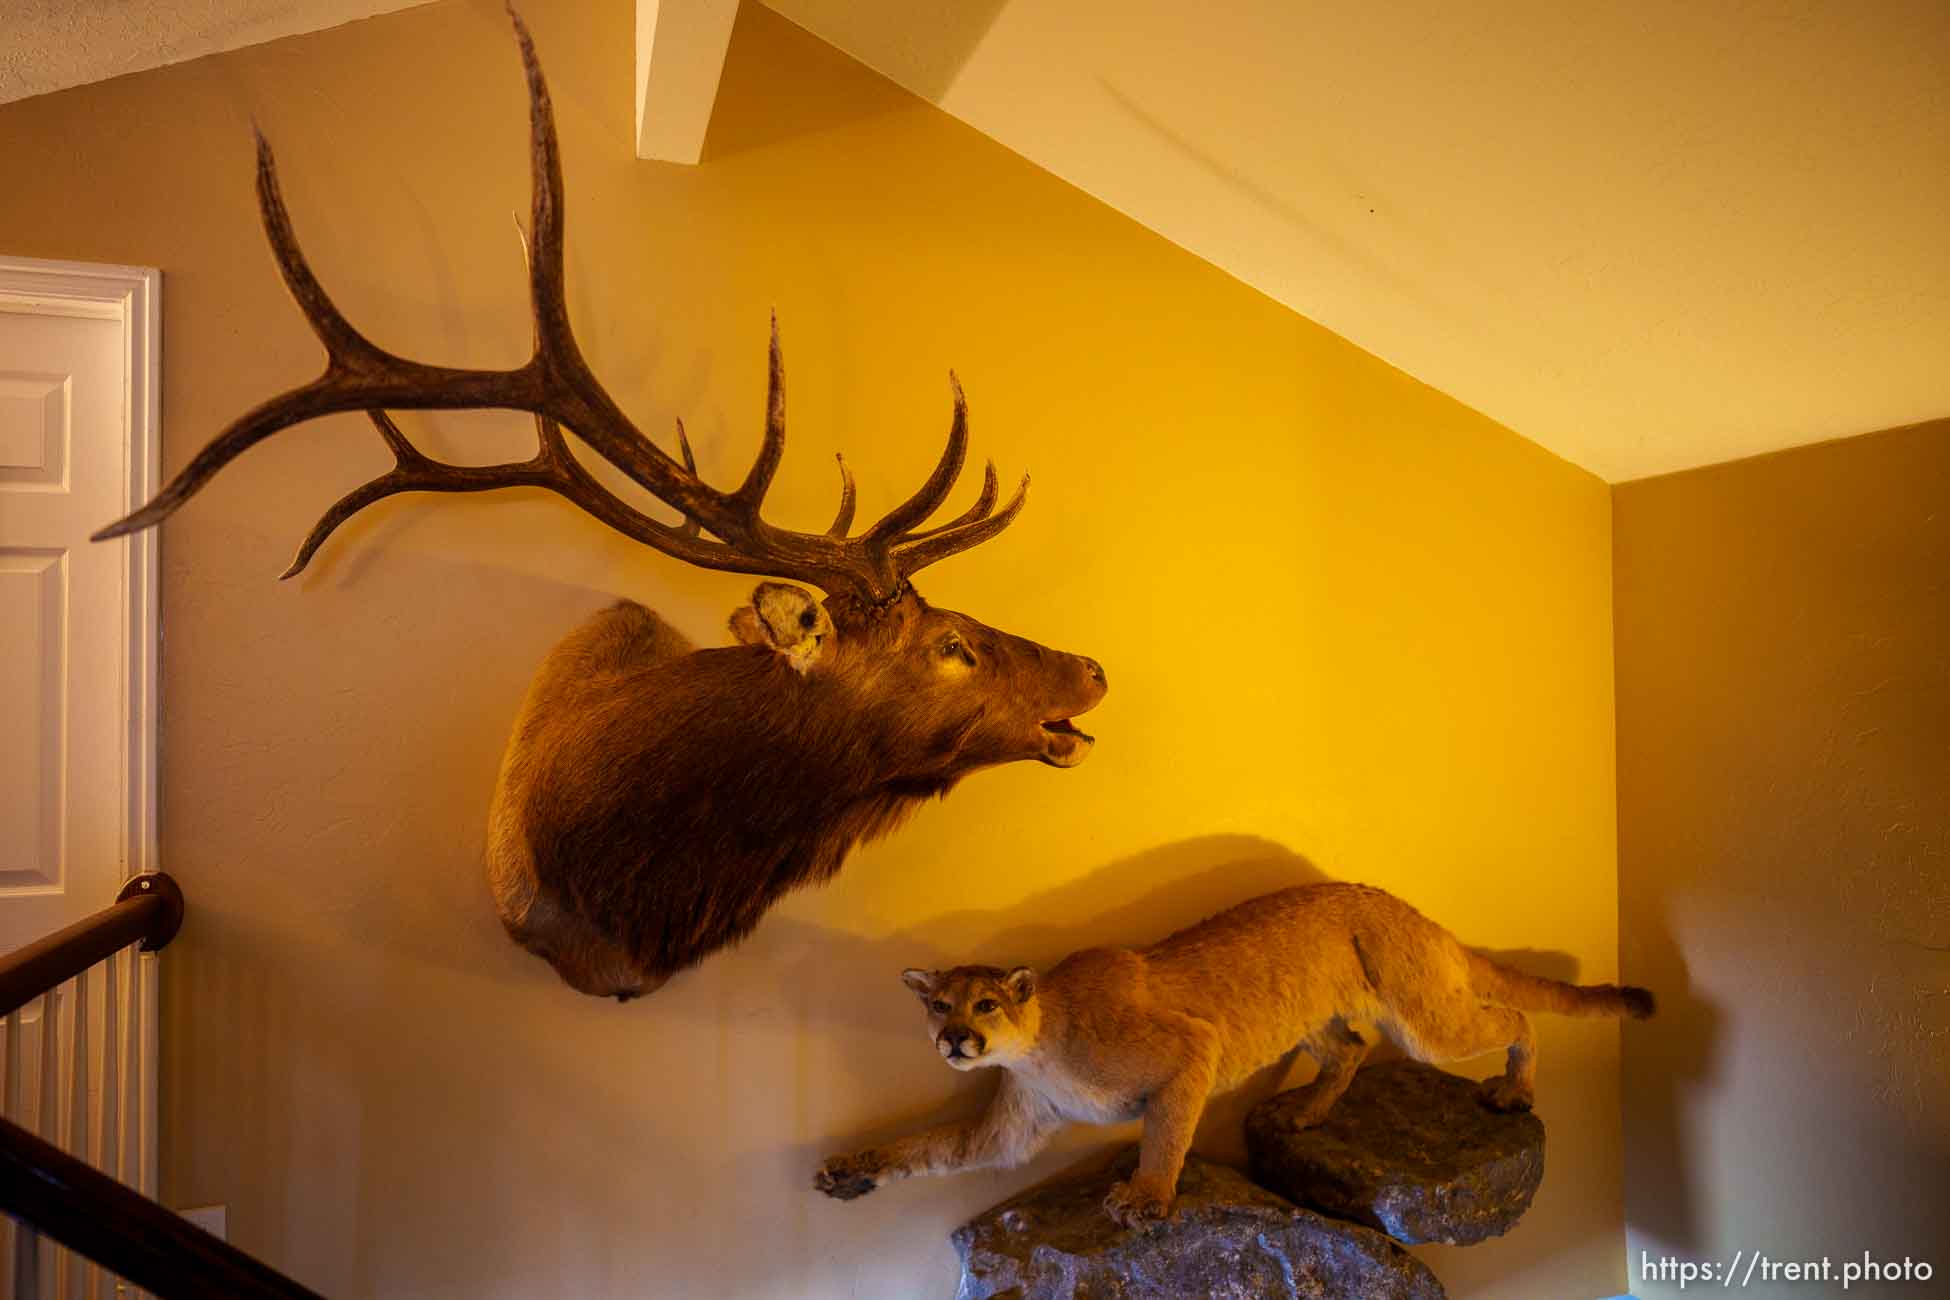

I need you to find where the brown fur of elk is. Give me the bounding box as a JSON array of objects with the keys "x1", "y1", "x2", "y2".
[
  {"x1": 90, "y1": 5, "x2": 1107, "y2": 1000},
  {"x1": 488, "y1": 586, "x2": 1103, "y2": 999}
]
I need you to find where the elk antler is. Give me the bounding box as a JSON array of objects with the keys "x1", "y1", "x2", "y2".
[{"x1": 92, "y1": 4, "x2": 1026, "y2": 604}]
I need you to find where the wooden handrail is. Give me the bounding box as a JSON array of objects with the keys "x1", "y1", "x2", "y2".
[
  {"x1": 0, "y1": 1115, "x2": 324, "y2": 1300},
  {"x1": 0, "y1": 872, "x2": 183, "y2": 1018},
  {"x1": 0, "y1": 870, "x2": 322, "y2": 1296}
]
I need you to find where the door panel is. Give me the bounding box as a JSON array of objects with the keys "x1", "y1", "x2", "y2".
[{"x1": 0, "y1": 304, "x2": 130, "y2": 932}]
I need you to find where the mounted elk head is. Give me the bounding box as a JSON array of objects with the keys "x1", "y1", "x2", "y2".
[{"x1": 92, "y1": 7, "x2": 1107, "y2": 1000}]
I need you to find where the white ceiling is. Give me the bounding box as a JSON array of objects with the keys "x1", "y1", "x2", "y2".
[
  {"x1": 0, "y1": 0, "x2": 437, "y2": 106},
  {"x1": 760, "y1": 0, "x2": 1950, "y2": 481},
  {"x1": 8, "y1": 0, "x2": 1946, "y2": 481}
]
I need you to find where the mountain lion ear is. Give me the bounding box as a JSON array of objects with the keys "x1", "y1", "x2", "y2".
[
  {"x1": 901, "y1": 968, "x2": 936, "y2": 999},
  {"x1": 728, "y1": 582, "x2": 834, "y2": 673},
  {"x1": 1003, "y1": 966, "x2": 1037, "y2": 1004}
]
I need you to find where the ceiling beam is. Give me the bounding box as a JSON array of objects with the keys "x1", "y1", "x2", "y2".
[{"x1": 635, "y1": 0, "x2": 740, "y2": 163}]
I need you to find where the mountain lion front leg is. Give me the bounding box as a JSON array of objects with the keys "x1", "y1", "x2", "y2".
[
  {"x1": 1104, "y1": 1015, "x2": 1220, "y2": 1229},
  {"x1": 814, "y1": 1075, "x2": 1059, "y2": 1202}
]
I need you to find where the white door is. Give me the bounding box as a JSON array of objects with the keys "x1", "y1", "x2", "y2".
[
  {"x1": 0, "y1": 257, "x2": 160, "y2": 1296},
  {"x1": 0, "y1": 261, "x2": 158, "y2": 938}
]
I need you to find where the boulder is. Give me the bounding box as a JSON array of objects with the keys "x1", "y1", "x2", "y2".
[
  {"x1": 951, "y1": 1147, "x2": 1444, "y2": 1300},
  {"x1": 1245, "y1": 1061, "x2": 1544, "y2": 1246}
]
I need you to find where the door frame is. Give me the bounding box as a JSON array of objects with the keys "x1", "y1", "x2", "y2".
[{"x1": 0, "y1": 254, "x2": 160, "y2": 882}]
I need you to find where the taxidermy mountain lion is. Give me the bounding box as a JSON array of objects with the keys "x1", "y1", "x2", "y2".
[{"x1": 813, "y1": 882, "x2": 1654, "y2": 1227}]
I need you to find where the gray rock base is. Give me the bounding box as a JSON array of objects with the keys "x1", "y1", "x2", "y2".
[
  {"x1": 1246, "y1": 1060, "x2": 1545, "y2": 1246},
  {"x1": 951, "y1": 1147, "x2": 1444, "y2": 1300}
]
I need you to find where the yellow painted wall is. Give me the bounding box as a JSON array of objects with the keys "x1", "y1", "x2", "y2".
[
  {"x1": 1616, "y1": 421, "x2": 1949, "y2": 1299},
  {"x1": 0, "y1": 1, "x2": 1620, "y2": 1294}
]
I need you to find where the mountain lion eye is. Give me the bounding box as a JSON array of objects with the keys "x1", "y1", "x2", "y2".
[
  {"x1": 798, "y1": 609, "x2": 817, "y2": 629},
  {"x1": 974, "y1": 999, "x2": 999, "y2": 1014},
  {"x1": 930, "y1": 999, "x2": 952, "y2": 1014}
]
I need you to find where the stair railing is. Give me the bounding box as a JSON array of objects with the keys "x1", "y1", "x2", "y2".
[{"x1": 0, "y1": 874, "x2": 322, "y2": 1299}]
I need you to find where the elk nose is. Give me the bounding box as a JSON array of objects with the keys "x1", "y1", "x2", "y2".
[{"x1": 1080, "y1": 656, "x2": 1106, "y2": 687}]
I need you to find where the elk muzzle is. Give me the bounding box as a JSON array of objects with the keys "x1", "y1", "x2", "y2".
[{"x1": 1033, "y1": 652, "x2": 1106, "y2": 768}]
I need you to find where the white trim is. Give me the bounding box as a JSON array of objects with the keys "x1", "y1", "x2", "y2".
[
  {"x1": 126, "y1": 267, "x2": 161, "y2": 882},
  {"x1": 635, "y1": 0, "x2": 739, "y2": 163}
]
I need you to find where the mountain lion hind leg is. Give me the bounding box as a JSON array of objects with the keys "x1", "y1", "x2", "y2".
[{"x1": 1381, "y1": 944, "x2": 1654, "y2": 1113}]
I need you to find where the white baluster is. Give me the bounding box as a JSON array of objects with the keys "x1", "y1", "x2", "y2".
[
  {"x1": 7, "y1": 1006, "x2": 25, "y2": 1300},
  {"x1": 88, "y1": 957, "x2": 117, "y2": 1300}
]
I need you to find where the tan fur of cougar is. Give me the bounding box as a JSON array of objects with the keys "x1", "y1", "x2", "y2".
[{"x1": 814, "y1": 882, "x2": 1654, "y2": 1227}]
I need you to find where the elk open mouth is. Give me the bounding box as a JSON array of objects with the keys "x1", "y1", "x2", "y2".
[{"x1": 1039, "y1": 717, "x2": 1096, "y2": 768}]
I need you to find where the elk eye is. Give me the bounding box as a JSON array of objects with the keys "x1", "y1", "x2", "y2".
[
  {"x1": 799, "y1": 609, "x2": 817, "y2": 630},
  {"x1": 940, "y1": 638, "x2": 962, "y2": 658},
  {"x1": 930, "y1": 999, "x2": 952, "y2": 1014},
  {"x1": 974, "y1": 999, "x2": 999, "y2": 1015}
]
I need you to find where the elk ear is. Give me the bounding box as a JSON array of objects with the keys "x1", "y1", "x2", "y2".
[
  {"x1": 1003, "y1": 966, "x2": 1037, "y2": 1004},
  {"x1": 901, "y1": 968, "x2": 937, "y2": 1000},
  {"x1": 727, "y1": 605, "x2": 766, "y2": 646},
  {"x1": 730, "y1": 582, "x2": 834, "y2": 673}
]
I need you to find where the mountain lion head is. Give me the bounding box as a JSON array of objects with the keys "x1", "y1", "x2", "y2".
[{"x1": 900, "y1": 964, "x2": 1040, "y2": 1069}]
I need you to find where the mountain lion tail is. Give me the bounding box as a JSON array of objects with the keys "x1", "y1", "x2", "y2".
[{"x1": 1467, "y1": 952, "x2": 1655, "y2": 1020}]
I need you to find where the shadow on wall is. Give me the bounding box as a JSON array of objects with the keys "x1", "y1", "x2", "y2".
[
  {"x1": 327, "y1": 696, "x2": 1605, "y2": 1159},
  {"x1": 1621, "y1": 896, "x2": 1725, "y2": 1254}
]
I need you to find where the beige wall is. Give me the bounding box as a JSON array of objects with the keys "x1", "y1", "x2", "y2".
[
  {"x1": 0, "y1": 1, "x2": 1622, "y2": 1295},
  {"x1": 1616, "y1": 421, "x2": 1950, "y2": 1299}
]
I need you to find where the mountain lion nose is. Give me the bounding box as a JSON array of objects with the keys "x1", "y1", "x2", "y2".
[{"x1": 941, "y1": 1027, "x2": 983, "y2": 1055}]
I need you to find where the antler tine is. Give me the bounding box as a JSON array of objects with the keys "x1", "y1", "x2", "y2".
[
  {"x1": 280, "y1": 411, "x2": 540, "y2": 577},
  {"x1": 891, "y1": 472, "x2": 1029, "y2": 577},
  {"x1": 366, "y1": 408, "x2": 426, "y2": 465},
  {"x1": 92, "y1": 380, "x2": 338, "y2": 542},
  {"x1": 524, "y1": 194, "x2": 707, "y2": 551},
  {"x1": 827, "y1": 454, "x2": 856, "y2": 537},
  {"x1": 281, "y1": 409, "x2": 762, "y2": 579},
  {"x1": 90, "y1": 128, "x2": 412, "y2": 542},
  {"x1": 731, "y1": 315, "x2": 787, "y2": 515},
  {"x1": 256, "y1": 131, "x2": 385, "y2": 368},
  {"x1": 909, "y1": 459, "x2": 998, "y2": 539},
  {"x1": 508, "y1": 5, "x2": 798, "y2": 549},
  {"x1": 863, "y1": 373, "x2": 968, "y2": 542},
  {"x1": 505, "y1": 4, "x2": 735, "y2": 536},
  {"x1": 673, "y1": 419, "x2": 703, "y2": 538},
  {"x1": 508, "y1": 5, "x2": 576, "y2": 376}
]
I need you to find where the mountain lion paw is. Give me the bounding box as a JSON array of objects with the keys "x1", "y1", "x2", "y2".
[
  {"x1": 813, "y1": 1153, "x2": 882, "y2": 1200},
  {"x1": 1478, "y1": 1076, "x2": 1534, "y2": 1113},
  {"x1": 1103, "y1": 1178, "x2": 1172, "y2": 1229}
]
